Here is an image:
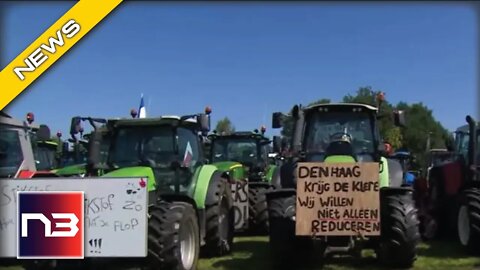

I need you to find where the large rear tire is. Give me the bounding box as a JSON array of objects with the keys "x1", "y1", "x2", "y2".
[
  {"x1": 147, "y1": 201, "x2": 200, "y2": 270},
  {"x1": 203, "y1": 174, "x2": 235, "y2": 257},
  {"x1": 267, "y1": 191, "x2": 314, "y2": 269},
  {"x1": 248, "y1": 184, "x2": 273, "y2": 234},
  {"x1": 377, "y1": 191, "x2": 420, "y2": 269},
  {"x1": 457, "y1": 188, "x2": 480, "y2": 254}
]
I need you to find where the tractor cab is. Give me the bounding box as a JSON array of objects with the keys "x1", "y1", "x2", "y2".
[
  {"x1": 208, "y1": 127, "x2": 271, "y2": 181},
  {"x1": 389, "y1": 150, "x2": 420, "y2": 185},
  {"x1": 273, "y1": 103, "x2": 405, "y2": 163},
  {"x1": 88, "y1": 112, "x2": 211, "y2": 196},
  {"x1": 32, "y1": 135, "x2": 59, "y2": 171},
  {"x1": 0, "y1": 112, "x2": 56, "y2": 178},
  {"x1": 299, "y1": 103, "x2": 382, "y2": 163},
  {"x1": 0, "y1": 114, "x2": 34, "y2": 178},
  {"x1": 272, "y1": 102, "x2": 406, "y2": 187},
  {"x1": 452, "y1": 120, "x2": 480, "y2": 171}
]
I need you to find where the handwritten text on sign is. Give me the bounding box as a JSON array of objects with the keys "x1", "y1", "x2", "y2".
[
  {"x1": 295, "y1": 163, "x2": 380, "y2": 236},
  {"x1": 231, "y1": 181, "x2": 248, "y2": 231},
  {"x1": 0, "y1": 178, "x2": 148, "y2": 258}
]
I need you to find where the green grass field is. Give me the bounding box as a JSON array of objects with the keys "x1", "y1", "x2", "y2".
[
  {"x1": 2, "y1": 236, "x2": 480, "y2": 270},
  {"x1": 198, "y1": 236, "x2": 480, "y2": 270}
]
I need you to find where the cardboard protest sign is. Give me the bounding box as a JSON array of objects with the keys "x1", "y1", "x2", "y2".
[{"x1": 295, "y1": 162, "x2": 380, "y2": 236}]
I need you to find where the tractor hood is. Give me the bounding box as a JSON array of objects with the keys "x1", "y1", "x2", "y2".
[
  {"x1": 212, "y1": 161, "x2": 243, "y2": 172},
  {"x1": 102, "y1": 166, "x2": 156, "y2": 191},
  {"x1": 53, "y1": 163, "x2": 86, "y2": 176},
  {"x1": 309, "y1": 154, "x2": 390, "y2": 188},
  {"x1": 211, "y1": 161, "x2": 246, "y2": 181}
]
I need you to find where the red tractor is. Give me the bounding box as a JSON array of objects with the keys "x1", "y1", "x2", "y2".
[
  {"x1": 0, "y1": 112, "x2": 57, "y2": 178},
  {"x1": 418, "y1": 115, "x2": 480, "y2": 252}
]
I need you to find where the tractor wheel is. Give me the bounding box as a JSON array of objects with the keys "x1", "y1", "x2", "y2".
[
  {"x1": 267, "y1": 192, "x2": 314, "y2": 268},
  {"x1": 457, "y1": 188, "x2": 480, "y2": 253},
  {"x1": 377, "y1": 192, "x2": 420, "y2": 268},
  {"x1": 203, "y1": 174, "x2": 234, "y2": 257},
  {"x1": 147, "y1": 201, "x2": 200, "y2": 270},
  {"x1": 248, "y1": 185, "x2": 273, "y2": 234}
]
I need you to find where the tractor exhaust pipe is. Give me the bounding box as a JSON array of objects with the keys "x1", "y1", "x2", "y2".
[{"x1": 466, "y1": 115, "x2": 477, "y2": 181}]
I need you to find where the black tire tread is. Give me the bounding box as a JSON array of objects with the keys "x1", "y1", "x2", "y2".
[
  {"x1": 378, "y1": 192, "x2": 420, "y2": 268},
  {"x1": 147, "y1": 201, "x2": 199, "y2": 270},
  {"x1": 248, "y1": 185, "x2": 274, "y2": 234},
  {"x1": 459, "y1": 188, "x2": 480, "y2": 252},
  {"x1": 267, "y1": 193, "x2": 314, "y2": 269},
  {"x1": 203, "y1": 176, "x2": 234, "y2": 257}
]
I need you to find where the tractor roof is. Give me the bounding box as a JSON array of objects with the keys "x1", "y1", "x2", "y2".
[
  {"x1": 456, "y1": 124, "x2": 468, "y2": 133},
  {"x1": 393, "y1": 151, "x2": 411, "y2": 156},
  {"x1": 0, "y1": 111, "x2": 11, "y2": 118},
  {"x1": 108, "y1": 115, "x2": 198, "y2": 129},
  {"x1": 208, "y1": 131, "x2": 270, "y2": 142},
  {"x1": 455, "y1": 124, "x2": 480, "y2": 134},
  {"x1": 304, "y1": 103, "x2": 378, "y2": 112},
  {"x1": 0, "y1": 115, "x2": 40, "y2": 130}
]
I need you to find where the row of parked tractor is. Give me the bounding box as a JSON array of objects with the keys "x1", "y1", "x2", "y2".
[{"x1": 0, "y1": 96, "x2": 479, "y2": 270}]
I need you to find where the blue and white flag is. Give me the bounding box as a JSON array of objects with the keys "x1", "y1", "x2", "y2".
[{"x1": 138, "y1": 94, "x2": 147, "y2": 118}]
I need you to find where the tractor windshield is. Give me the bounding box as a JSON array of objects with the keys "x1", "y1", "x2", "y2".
[
  {"x1": 33, "y1": 142, "x2": 58, "y2": 170},
  {"x1": 0, "y1": 128, "x2": 23, "y2": 178},
  {"x1": 109, "y1": 126, "x2": 175, "y2": 168},
  {"x1": 429, "y1": 152, "x2": 454, "y2": 167},
  {"x1": 304, "y1": 111, "x2": 375, "y2": 156},
  {"x1": 211, "y1": 138, "x2": 261, "y2": 166},
  {"x1": 109, "y1": 126, "x2": 199, "y2": 169}
]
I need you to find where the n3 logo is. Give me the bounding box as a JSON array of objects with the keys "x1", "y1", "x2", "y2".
[
  {"x1": 17, "y1": 191, "x2": 84, "y2": 259},
  {"x1": 21, "y1": 213, "x2": 79, "y2": 237}
]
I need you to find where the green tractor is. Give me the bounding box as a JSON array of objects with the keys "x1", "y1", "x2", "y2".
[
  {"x1": 84, "y1": 109, "x2": 235, "y2": 269},
  {"x1": 267, "y1": 102, "x2": 420, "y2": 268},
  {"x1": 207, "y1": 128, "x2": 280, "y2": 233}
]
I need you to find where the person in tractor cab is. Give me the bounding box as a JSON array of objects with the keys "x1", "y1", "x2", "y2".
[{"x1": 384, "y1": 141, "x2": 393, "y2": 156}]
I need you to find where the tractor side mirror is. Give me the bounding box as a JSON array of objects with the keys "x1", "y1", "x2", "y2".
[
  {"x1": 70, "y1": 117, "x2": 82, "y2": 136},
  {"x1": 273, "y1": 136, "x2": 282, "y2": 153},
  {"x1": 393, "y1": 110, "x2": 406, "y2": 127},
  {"x1": 198, "y1": 113, "x2": 210, "y2": 132},
  {"x1": 272, "y1": 112, "x2": 284, "y2": 129},
  {"x1": 37, "y1": 125, "x2": 51, "y2": 141}
]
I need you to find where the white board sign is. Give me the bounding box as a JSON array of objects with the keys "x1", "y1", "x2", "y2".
[
  {"x1": 231, "y1": 181, "x2": 248, "y2": 231},
  {"x1": 0, "y1": 178, "x2": 148, "y2": 258}
]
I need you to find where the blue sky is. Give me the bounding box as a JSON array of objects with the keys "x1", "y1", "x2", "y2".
[{"x1": 1, "y1": 2, "x2": 478, "y2": 138}]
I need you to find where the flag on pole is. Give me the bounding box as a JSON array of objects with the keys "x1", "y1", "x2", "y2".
[{"x1": 138, "y1": 94, "x2": 147, "y2": 118}]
